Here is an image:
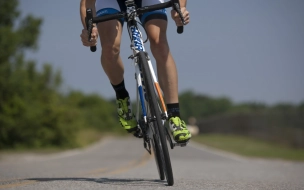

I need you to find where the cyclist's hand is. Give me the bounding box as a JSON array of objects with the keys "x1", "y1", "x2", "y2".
[
  {"x1": 80, "y1": 26, "x2": 98, "y2": 47},
  {"x1": 171, "y1": 7, "x2": 190, "y2": 26}
]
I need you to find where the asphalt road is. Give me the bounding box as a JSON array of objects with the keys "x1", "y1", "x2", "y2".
[{"x1": 0, "y1": 137, "x2": 303, "y2": 190}]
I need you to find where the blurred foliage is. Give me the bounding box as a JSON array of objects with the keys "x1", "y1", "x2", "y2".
[
  {"x1": 179, "y1": 90, "x2": 304, "y2": 126},
  {"x1": 178, "y1": 91, "x2": 304, "y2": 148},
  {"x1": 178, "y1": 91, "x2": 232, "y2": 120},
  {"x1": 0, "y1": 0, "x2": 120, "y2": 149}
]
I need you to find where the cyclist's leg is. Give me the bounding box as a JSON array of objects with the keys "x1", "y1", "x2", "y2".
[
  {"x1": 138, "y1": 0, "x2": 177, "y2": 104},
  {"x1": 95, "y1": 1, "x2": 137, "y2": 133},
  {"x1": 95, "y1": 3, "x2": 124, "y2": 85},
  {"x1": 145, "y1": 20, "x2": 178, "y2": 104},
  {"x1": 142, "y1": 9, "x2": 191, "y2": 142}
]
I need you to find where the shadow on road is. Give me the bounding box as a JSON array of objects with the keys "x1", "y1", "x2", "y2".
[{"x1": 27, "y1": 177, "x2": 165, "y2": 187}]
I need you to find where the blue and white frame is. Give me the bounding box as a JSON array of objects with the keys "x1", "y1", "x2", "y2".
[{"x1": 126, "y1": 3, "x2": 168, "y2": 124}]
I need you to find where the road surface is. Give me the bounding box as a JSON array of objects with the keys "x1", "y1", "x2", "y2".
[{"x1": 0, "y1": 137, "x2": 303, "y2": 189}]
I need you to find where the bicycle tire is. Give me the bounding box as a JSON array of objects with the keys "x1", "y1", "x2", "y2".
[
  {"x1": 139, "y1": 55, "x2": 165, "y2": 181},
  {"x1": 151, "y1": 134, "x2": 165, "y2": 180},
  {"x1": 138, "y1": 51, "x2": 174, "y2": 186}
]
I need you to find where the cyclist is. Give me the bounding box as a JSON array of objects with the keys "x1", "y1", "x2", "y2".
[{"x1": 80, "y1": 0, "x2": 191, "y2": 143}]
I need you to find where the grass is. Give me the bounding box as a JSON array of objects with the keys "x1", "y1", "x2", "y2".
[
  {"x1": 192, "y1": 134, "x2": 304, "y2": 161},
  {"x1": 74, "y1": 128, "x2": 128, "y2": 147},
  {"x1": 75, "y1": 128, "x2": 104, "y2": 148}
]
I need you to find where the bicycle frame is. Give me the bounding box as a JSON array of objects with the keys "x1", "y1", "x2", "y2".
[{"x1": 124, "y1": 1, "x2": 168, "y2": 125}]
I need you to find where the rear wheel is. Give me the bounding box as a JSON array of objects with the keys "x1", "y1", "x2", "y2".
[{"x1": 138, "y1": 51, "x2": 174, "y2": 186}]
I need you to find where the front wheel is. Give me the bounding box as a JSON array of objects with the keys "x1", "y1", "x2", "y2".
[
  {"x1": 138, "y1": 51, "x2": 174, "y2": 186},
  {"x1": 151, "y1": 134, "x2": 165, "y2": 180}
]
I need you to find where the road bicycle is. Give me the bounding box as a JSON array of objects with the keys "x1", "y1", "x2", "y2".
[{"x1": 85, "y1": 0, "x2": 188, "y2": 186}]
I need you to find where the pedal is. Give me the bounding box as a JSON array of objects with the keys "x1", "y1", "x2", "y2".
[
  {"x1": 173, "y1": 141, "x2": 189, "y2": 147},
  {"x1": 133, "y1": 127, "x2": 143, "y2": 138},
  {"x1": 161, "y1": 113, "x2": 168, "y2": 120}
]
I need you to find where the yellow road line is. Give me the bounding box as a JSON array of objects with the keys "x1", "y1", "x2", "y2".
[
  {"x1": 93, "y1": 151, "x2": 151, "y2": 176},
  {"x1": 0, "y1": 180, "x2": 36, "y2": 189},
  {"x1": 80, "y1": 168, "x2": 109, "y2": 176},
  {"x1": 0, "y1": 179, "x2": 17, "y2": 182}
]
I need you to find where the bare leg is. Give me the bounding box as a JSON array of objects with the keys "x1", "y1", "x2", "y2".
[
  {"x1": 97, "y1": 20, "x2": 124, "y2": 85},
  {"x1": 145, "y1": 19, "x2": 179, "y2": 104},
  {"x1": 145, "y1": 19, "x2": 191, "y2": 142},
  {"x1": 97, "y1": 20, "x2": 138, "y2": 133}
]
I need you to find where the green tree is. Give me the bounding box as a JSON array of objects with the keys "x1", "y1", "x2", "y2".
[
  {"x1": 0, "y1": 0, "x2": 121, "y2": 149},
  {"x1": 0, "y1": 1, "x2": 80, "y2": 148},
  {"x1": 0, "y1": 0, "x2": 42, "y2": 64}
]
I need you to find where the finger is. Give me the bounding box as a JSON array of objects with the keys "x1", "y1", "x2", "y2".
[
  {"x1": 92, "y1": 27, "x2": 98, "y2": 35},
  {"x1": 183, "y1": 15, "x2": 190, "y2": 24},
  {"x1": 81, "y1": 34, "x2": 96, "y2": 47},
  {"x1": 175, "y1": 19, "x2": 183, "y2": 26},
  {"x1": 81, "y1": 30, "x2": 89, "y2": 40},
  {"x1": 82, "y1": 29, "x2": 88, "y2": 35},
  {"x1": 90, "y1": 33, "x2": 97, "y2": 42},
  {"x1": 92, "y1": 29, "x2": 99, "y2": 40},
  {"x1": 90, "y1": 39, "x2": 97, "y2": 45},
  {"x1": 173, "y1": 13, "x2": 179, "y2": 19},
  {"x1": 176, "y1": 16, "x2": 186, "y2": 25},
  {"x1": 183, "y1": 18, "x2": 190, "y2": 25},
  {"x1": 82, "y1": 41, "x2": 96, "y2": 47},
  {"x1": 91, "y1": 34, "x2": 96, "y2": 40},
  {"x1": 183, "y1": 11, "x2": 189, "y2": 18},
  {"x1": 80, "y1": 35, "x2": 87, "y2": 45},
  {"x1": 91, "y1": 33, "x2": 98, "y2": 40},
  {"x1": 92, "y1": 26, "x2": 98, "y2": 32},
  {"x1": 82, "y1": 40, "x2": 90, "y2": 47},
  {"x1": 81, "y1": 37, "x2": 90, "y2": 46},
  {"x1": 171, "y1": 10, "x2": 179, "y2": 18}
]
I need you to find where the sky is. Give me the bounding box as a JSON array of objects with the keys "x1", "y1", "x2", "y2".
[{"x1": 19, "y1": 0, "x2": 304, "y2": 105}]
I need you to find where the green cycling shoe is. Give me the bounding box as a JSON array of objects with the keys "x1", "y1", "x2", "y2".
[
  {"x1": 116, "y1": 97, "x2": 138, "y2": 133},
  {"x1": 168, "y1": 116, "x2": 191, "y2": 143}
]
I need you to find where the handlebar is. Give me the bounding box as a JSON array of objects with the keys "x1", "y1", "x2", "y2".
[{"x1": 85, "y1": 0, "x2": 186, "y2": 52}]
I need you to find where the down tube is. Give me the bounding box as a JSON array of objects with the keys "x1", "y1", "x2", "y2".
[
  {"x1": 129, "y1": 25, "x2": 145, "y2": 52},
  {"x1": 135, "y1": 64, "x2": 147, "y2": 123}
]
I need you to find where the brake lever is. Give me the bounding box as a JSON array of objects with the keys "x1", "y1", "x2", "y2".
[{"x1": 85, "y1": 8, "x2": 97, "y2": 52}]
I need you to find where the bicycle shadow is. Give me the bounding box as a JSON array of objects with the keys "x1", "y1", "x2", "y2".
[{"x1": 27, "y1": 177, "x2": 165, "y2": 187}]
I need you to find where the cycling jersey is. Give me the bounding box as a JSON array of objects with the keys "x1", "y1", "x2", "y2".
[{"x1": 95, "y1": 0, "x2": 167, "y2": 25}]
